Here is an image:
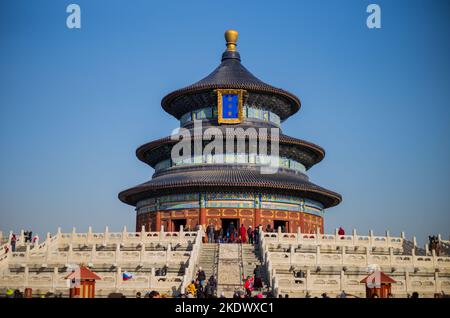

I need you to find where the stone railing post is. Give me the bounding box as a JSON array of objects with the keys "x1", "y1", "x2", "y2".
[
  {"x1": 52, "y1": 267, "x2": 58, "y2": 292},
  {"x1": 115, "y1": 243, "x2": 121, "y2": 264},
  {"x1": 166, "y1": 243, "x2": 172, "y2": 264},
  {"x1": 116, "y1": 267, "x2": 121, "y2": 292},
  {"x1": 315, "y1": 245, "x2": 320, "y2": 266},
  {"x1": 178, "y1": 225, "x2": 183, "y2": 244},
  {"x1": 67, "y1": 243, "x2": 73, "y2": 264},
  {"x1": 341, "y1": 245, "x2": 346, "y2": 266},
  {"x1": 90, "y1": 243, "x2": 96, "y2": 265},
  {"x1": 340, "y1": 269, "x2": 345, "y2": 291},
  {"x1": 413, "y1": 236, "x2": 417, "y2": 249},
  {"x1": 431, "y1": 249, "x2": 436, "y2": 268},
  {"x1": 306, "y1": 269, "x2": 311, "y2": 292},
  {"x1": 25, "y1": 244, "x2": 30, "y2": 262},
  {"x1": 369, "y1": 229, "x2": 374, "y2": 247},
  {"x1": 20, "y1": 229, "x2": 25, "y2": 245},
  {"x1": 104, "y1": 226, "x2": 109, "y2": 245},
  {"x1": 159, "y1": 225, "x2": 164, "y2": 242},
  {"x1": 352, "y1": 229, "x2": 357, "y2": 245},
  {"x1": 401, "y1": 231, "x2": 405, "y2": 239},
  {"x1": 335, "y1": 228, "x2": 339, "y2": 244},
  {"x1": 150, "y1": 267, "x2": 155, "y2": 289},
  {"x1": 386, "y1": 230, "x2": 390, "y2": 248},
  {"x1": 71, "y1": 227, "x2": 76, "y2": 243},
  {"x1": 87, "y1": 226, "x2": 92, "y2": 242},
  {"x1": 122, "y1": 226, "x2": 127, "y2": 244},
  {"x1": 366, "y1": 246, "x2": 370, "y2": 266},
  {"x1": 405, "y1": 271, "x2": 410, "y2": 294},
  {"x1": 45, "y1": 238, "x2": 52, "y2": 264},
  {"x1": 277, "y1": 226, "x2": 282, "y2": 243},
  {"x1": 139, "y1": 243, "x2": 145, "y2": 267},
  {"x1": 435, "y1": 271, "x2": 440, "y2": 294},
  {"x1": 316, "y1": 227, "x2": 320, "y2": 244},
  {"x1": 289, "y1": 244, "x2": 294, "y2": 266},
  {"x1": 425, "y1": 243, "x2": 429, "y2": 256},
  {"x1": 296, "y1": 226, "x2": 301, "y2": 243},
  {"x1": 23, "y1": 266, "x2": 29, "y2": 290},
  {"x1": 389, "y1": 247, "x2": 394, "y2": 267}
]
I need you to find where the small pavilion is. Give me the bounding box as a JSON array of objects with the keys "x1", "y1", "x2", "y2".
[
  {"x1": 65, "y1": 265, "x2": 101, "y2": 298},
  {"x1": 360, "y1": 271, "x2": 396, "y2": 298}
]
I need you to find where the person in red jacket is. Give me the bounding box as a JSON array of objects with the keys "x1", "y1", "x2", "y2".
[
  {"x1": 338, "y1": 227, "x2": 345, "y2": 237},
  {"x1": 240, "y1": 224, "x2": 247, "y2": 244}
]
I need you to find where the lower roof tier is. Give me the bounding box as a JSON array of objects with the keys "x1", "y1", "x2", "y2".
[{"x1": 118, "y1": 164, "x2": 341, "y2": 208}]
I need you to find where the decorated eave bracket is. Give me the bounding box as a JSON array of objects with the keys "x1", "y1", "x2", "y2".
[{"x1": 216, "y1": 89, "x2": 246, "y2": 124}]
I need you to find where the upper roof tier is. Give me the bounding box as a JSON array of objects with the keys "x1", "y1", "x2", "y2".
[{"x1": 161, "y1": 30, "x2": 301, "y2": 121}]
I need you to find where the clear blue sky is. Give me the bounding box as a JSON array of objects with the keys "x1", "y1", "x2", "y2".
[{"x1": 1, "y1": 0, "x2": 449, "y2": 245}]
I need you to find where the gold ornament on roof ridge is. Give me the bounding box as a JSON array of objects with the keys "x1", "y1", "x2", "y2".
[{"x1": 225, "y1": 29, "x2": 238, "y2": 52}]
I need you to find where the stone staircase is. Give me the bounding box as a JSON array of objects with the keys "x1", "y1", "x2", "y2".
[
  {"x1": 241, "y1": 244, "x2": 269, "y2": 290},
  {"x1": 195, "y1": 243, "x2": 218, "y2": 279},
  {"x1": 216, "y1": 244, "x2": 243, "y2": 297},
  {"x1": 402, "y1": 239, "x2": 426, "y2": 256}
]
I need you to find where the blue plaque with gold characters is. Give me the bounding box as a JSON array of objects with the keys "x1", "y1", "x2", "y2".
[{"x1": 216, "y1": 89, "x2": 245, "y2": 124}]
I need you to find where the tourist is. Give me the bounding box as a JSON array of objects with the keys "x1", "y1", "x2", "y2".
[
  {"x1": 186, "y1": 280, "x2": 196, "y2": 296},
  {"x1": 339, "y1": 290, "x2": 347, "y2": 298},
  {"x1": 218, "y1": 227, "x2": 224, "y2": 243},
  {"x1": 136, "y1": 292, "x2": 141, "y2": 298},
  {"x1": 266, "y1": 224, "x2": 272, "y2": 233},
  {"x1": 254, "y1": 225, "x2": 260, "y2": 245},
  {"x1": 278, "y1": 294, "x2": 283, "y2": 298},
  {"x1": 338, "y1": 227, "x2": 345, "y2": 236},
  {"x1": 244, "y1": 275, "x2": 254, "y2": 297},
  {"x1": 148, "y1": 290, "x2": 160, "y2": 298},
  {"x1": 196, "y1": 284, "x2": 204, "y2": 298},
  {"x1": 253, "y1": 267, "x2": 263, "y2": 290},
  {"x1": 197, "y1": 266, "x2": 206, "y2": 286},
  {"x1": 10, "y1": 234, "x2": 17, "y2": 252},
  {"x1": 321, "y1": 292, "x2": 329, "y2": 298},
  {"x1": 371, "y1": 293, "x2": 379, "y2": 298},
  {"x1": 387, "y1": 293, "x2": 393, "y2": 298},
  {"x1": 207, "y1": 224, "x2": 214, "y2": 243},
  {"x1": 305, "y1": 291, "x2": 311, "y2": 298},
  {"x1": 27, "y1": 231, "x2": 32, "y2": 243},
  {"x1": 4, "y1": 245, "x2": 9, "y2": 254},
  {"x1": 220, "y1": 292, "x2": 226, "y2": 298},
  {"x1": 205, "y1": 281, "x2": 214, "y2": 298},
  {"x1": 32, "y1": 234, "x2": 39, "y2": 246},
  {"x1": 411, "y1": 291, "x2": 419, "y2": 298},
  {"x1": 240, "y1": 224, "x2": 247, "y2": 244},
  {"x1": 247, "y1": 226, "x2": 253, "y2": 244},
  {"x1": 208, "y1": 275, "x2": 217, "y2": 289},
  {"x1": 285, "y1": 294, "x2": 289, "y2": 298},
  {"x1": 229, "y1": 222, "x2": 235, "y2": 242}
]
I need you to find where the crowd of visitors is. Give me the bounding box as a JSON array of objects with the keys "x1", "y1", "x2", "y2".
[
  {"x1": 184, "y1": 267, "x2": 217, "y2": 298},
  {"x1": 204, "y1": 223, "x2": 261, "y2": 244}
]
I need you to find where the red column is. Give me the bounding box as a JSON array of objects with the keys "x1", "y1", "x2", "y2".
[
  {"x1": 200, "y1": 207, "x2": 206, "y2": 228},
  {"x1": 156, "y1": 211, "x2": 161, "y2": 231},
  {"x1": 254, "y1": 208, "x2": 261, "y2": 228}
]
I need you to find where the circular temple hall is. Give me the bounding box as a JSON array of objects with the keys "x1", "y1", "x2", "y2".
[{"x1": 119, "y1": 30, "x2": 342, "y2": 234}]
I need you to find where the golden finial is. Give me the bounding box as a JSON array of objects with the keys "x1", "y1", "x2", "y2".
[{"x1": 225, "y1": 29, "x2": 238, "y2": 52}]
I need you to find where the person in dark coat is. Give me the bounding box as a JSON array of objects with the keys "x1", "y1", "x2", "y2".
[
  {"x1": 247, "y1": 226, "x2": 254, "y2": 244},
  {"x1": 229, "y1": 222, "x2": 235, "y2": 242}
]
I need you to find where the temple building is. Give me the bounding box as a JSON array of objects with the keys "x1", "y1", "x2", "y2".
[{"x1": 119, "y1": 30, "x2": 342, "y2": 233}]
